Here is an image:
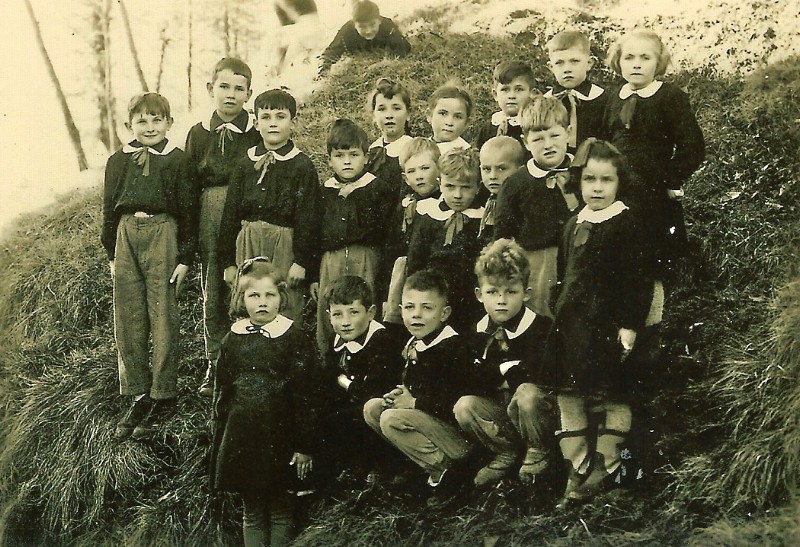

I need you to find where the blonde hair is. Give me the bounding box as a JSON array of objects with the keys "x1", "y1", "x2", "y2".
[
  {"x1": 480, "y1": 136, "x2": 525, "y2": 168},
  {"x1": 605, "y1": 29, "x2": 672, "y2": 77},
  {"x1": 438, "y1": 147, "x2": 480, "y2": 186},
  {"x1": 475, "y1": 238, "x2": 531, "y2": 286},
  {"x1": 400, "y1": 137, "x2": 441, "y2": 169},
  {"x1": 546, "y1": 30, "x2": 590, "y2": 55},
  {"x1": 518, "y1": 96, "x2": 569, "y2": 133},
  {"x1": 229, "y1": 258, "x2": 288, "y2": 318}
]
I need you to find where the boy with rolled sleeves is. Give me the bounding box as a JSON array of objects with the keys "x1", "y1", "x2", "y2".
[
  {"x1": 363, "y1": 270, "x2": 479, "y2": 507},
  {"x1": 102, "y1": 93, "x2": 193, "y2": 441},
  {"x1": 184, "y1": 57, "x2": 260, "y2": 396},
  {"x1": 494, "y1": 96, "x2": 580, "y2": 319},
  {"x1": 319, "y1": 0, "x2": 411, "y2": 76},
  {"x1": 453, "y1": 239, "x2": 552, "y2": 487},
  {"x1": 543, "y1": 30, "x2": 607, "y2": 153},
  {"x1": 474, "y1": 60, "x2": 538, "y2": 157}
]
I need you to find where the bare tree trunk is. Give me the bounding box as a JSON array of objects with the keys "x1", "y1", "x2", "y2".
[
  {"x1": 187, "y1": 0, "x2": 193, "y2": 110},
  {"x1": 23, "y1": 0, "x2": 88, "y2": 171},
  {"x1": 156, "y1": 25, "x2": 170, "y2": 93},
  {"x1": 118, "y1": 0, "x2": 149, "y2": 91},
  {"x1": 223, "y1": 0, "x2": 231, "y2": 55},
  {"x1": 102, "y1": 0, "x2": 121, "y2": 150}
]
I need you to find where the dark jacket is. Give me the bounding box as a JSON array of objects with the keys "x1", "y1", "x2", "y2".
[{"x1": 320, "y1": 16, "x2": 411, "y2": 73}]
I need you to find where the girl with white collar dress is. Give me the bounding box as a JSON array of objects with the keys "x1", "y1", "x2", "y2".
[
  {"x1": 602, "y1": 28, "x2": 705, "y2": 324},
  {"x1": 210, "y1": 259, "x2": 320, "y2": 547},
  {"x1": 544, "y1": 139, "x2": 653, "y2": 509}
]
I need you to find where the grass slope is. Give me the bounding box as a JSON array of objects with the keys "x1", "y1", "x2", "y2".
[{"x1": 0, "y1": 8, "x2": 798, "y2": 546}]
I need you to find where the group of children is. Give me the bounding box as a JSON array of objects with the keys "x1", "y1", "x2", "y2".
[{"x1": 102, "y1": 23, "x2": 704, "y2": 546}]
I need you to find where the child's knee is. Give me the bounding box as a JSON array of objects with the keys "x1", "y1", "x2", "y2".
[
  {"x1": 452, "y1": 395, "x2": 481, "y2": 426},
  {"x1": 363, "y1": 398, "x2": 384, "y2": 431},
  {"x1": 512, "y1": 383, "x2": 549, "y2": 416}
]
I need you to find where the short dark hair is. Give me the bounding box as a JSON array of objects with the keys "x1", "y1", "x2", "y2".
[
  {"x1": 428, "y1": 80, "x2": 473, "y2": 118},
  {"x1": 353, "y1": 0, "x2": 380, "y2": 22},
  {"x1": 327, "y1": 119, "x2": 370, "y2": 154},
  {"x1": 127, "y1": 93, "x2": 171, "y2": 121},
  {"x1": 570, "y1": 138, "x2": 632, "y2": 201},
  {"x1": 253, "y1": 88, "x2": 297, "y2": 118},
  {"x1": 403, "y1": 269, "x2": 449, "y2": 303},
  {"x1": 210, "y1": 57, "x2": 253, "y2": 88},
  {"x1": 325, "y1": 275, "x2": 374, "y2": 309},
  {"x1": 367, "y1": 77, "x2": 412, "y2": 134},
  {"x1": 493, "y1": 60, "x2": 536, "y2": 88}
]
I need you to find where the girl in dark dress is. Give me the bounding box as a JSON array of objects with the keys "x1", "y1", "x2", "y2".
[
  {"x1": 547, "y1": 140, "x2": 653, "y2": 509},
  {"x1": 210, "y1": 258, "x2": 319, "y2": 547}
]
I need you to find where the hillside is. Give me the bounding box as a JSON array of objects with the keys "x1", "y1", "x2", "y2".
[{"x1": 1, "y1": 2, "x2": 799, "y2": 545}]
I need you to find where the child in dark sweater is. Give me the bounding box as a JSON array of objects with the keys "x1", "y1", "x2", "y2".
[{"x1": 319, "y1": 0, "x2": 410, "y2": 75}]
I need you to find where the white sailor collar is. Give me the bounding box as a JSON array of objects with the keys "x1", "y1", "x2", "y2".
[
  {"x1": 230, "y1": 315, "x2": 294, "y2": 337},
  {"x1": 201, "y1": 111, "x2": 254, "y2": 133},
  {"x1": 436, "y1": 137, "x2": 471, "y2": 155},
  {"x1": 323, "y1": 171, "x2": 377, "y2": 193},
  {"x1": 576, "y1": 200, "x2": 629, "y2": 224},
  {"x1": 406, "y1": 324, "x2": 458, "y2": 353},
  {"x1": 490, "y1": 111, "x2": 520, "y2": 127},
  {"x1": 526, "y1": 155, "x2": 573, "y2": 178},
  {"x1": 370, "y1": 134, "x2": 413, "y2": 158},
  {"x1": 544, "y1": 83, "x2": 605, "y2": 101},
  {"x1": 476, "y1": 307, "x2": 537, "y2": 340},
  {"x1": 619, "y1": 80, "x2": 663, "y2": 100},
  {"x1": 247, "y1": 144, "x2": 301, "y2": 163},
  {"x1": 412, "y1": 195, "x2": 442, "y2": 215},
  {"x1": 333, "y1": 320, "x2": 385, "y2": 354},
  {"x1": 123, "y1": 139, "x2": 179, "y2": 155},
  {"x1": 416, "y1": 196, "x2": 484, "y2": 221}
]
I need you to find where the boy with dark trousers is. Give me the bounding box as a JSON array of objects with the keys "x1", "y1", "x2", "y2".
[
  {"x1": 184, "y1": 58, "x2": 260, "y2": 396},
  {"x1": 102, "y1": 93, "x2": 194, "y2": 441}
]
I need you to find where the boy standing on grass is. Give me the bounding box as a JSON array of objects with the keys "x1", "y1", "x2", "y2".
[
  {"x1": 102, "y1": 93, "x2": 193, "y2": 441},
  {"x1": 315, "y1": 119, "x2": 395, "y2": 359},
  {"x1": 474, "y1": 60, "x2": 538, "y2": 157},
  {"x1": 406, "y1": 147, "x2": 485, "y2": 335},
  {"x1": 543, "y1": 30, "x2": 607, "y2": 153},
  {"x1": 477, "y1": 136, "x2": 526, "y2": 243},
  {"x1": 494, "y1": 96, "x2": 580, "y2": 319},
  {"x1": 319, "y1": 0, "x2": 411, "y2": 76},
  {"x1": 184, "y1": 58, "x2": 260, "y2": 397},
  {"x1": 363, "y1": 270, "x2": 478, "y2": 508}
]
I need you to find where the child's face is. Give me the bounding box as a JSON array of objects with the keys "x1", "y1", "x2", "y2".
[
  {"x1": 373, "y1": 93, "x2": 408, "y2": 142},
  {"x1": 524, "y1": 125, "x2": 568, "y2": 169},
  {"x1": 480, "y1": 147, "x2": 520, "y2": 194},
  {"x1": 244, "y1": 276, "x2": 282, "y2": 326},
  {"x1": 427, "y1": 98, "x2": 469, "y2": 143},
  {"x1": 255, "y1": 107, "x2": 295, "y2": 150},
  {"x1": 328, "y1": 300, "x2": 376, "y2": 342},
  {"x1": 401, "y1": 289, "x2": 451, "y2": 339},
  {"x1": 475, "y1": 278, "x2": 529, "y2": 325},
  {"x1": 354, "y1": 18, "x2": 381, "y2": 40},
  {"x1": 548, "y1": 47, "x2": 593, "y2": 90},
  {"x1": 207, "y1": 69, "x2": 252, "y2": 121},
  {"x1": 440, "y1": 175, "x2": 478, "y2": 212},
  {"x1": 403, "y1": 152, "x2": 439, "y2": 197},
  {"x1": 127, "y1": 111, "x2": 172, "y2": 147},
  {"x1": 329, "y1": 147, "x2": 367, "y2": 181},
  {"x1": 581, "y1": 158, "x2": 619, "y2": 211},
  {"x1": 619, "y1": 37, "x2": 660, "y2": 90},
  {"x1": 492, "y1": 76, "x2": 534, "y2": 117}
]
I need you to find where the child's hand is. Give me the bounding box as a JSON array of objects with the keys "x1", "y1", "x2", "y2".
[
  {"x1": 170, "y1": 264, "x2": 189, "y2": 294},
  {"x1": 667, "y1": 188, "x2": 684, "y2": 201},
  {"x1": 381, "y1": 385, "x2": 404, "y2": 408},
  {"x1": 287, "y1": 262, "x2": 306, "y2": 288},
  {"x1": 618, "y1": 328, "x2": 637, "y2": 352},
  {"x1": 223, "y1": 265, "x2": 237, "y2": 287},
  {"x1": 390, "y1": 385, "x2": 416, "y2": 410},
  {"x1": 109, "y1": 260, "x2": 115, "y2": 277},
  {"x1": 310, "y1": 282, "x2": 319, "y2": 302},
  {"x1": 290, "y1": 452, "x2": 313, "y2": 480}
]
